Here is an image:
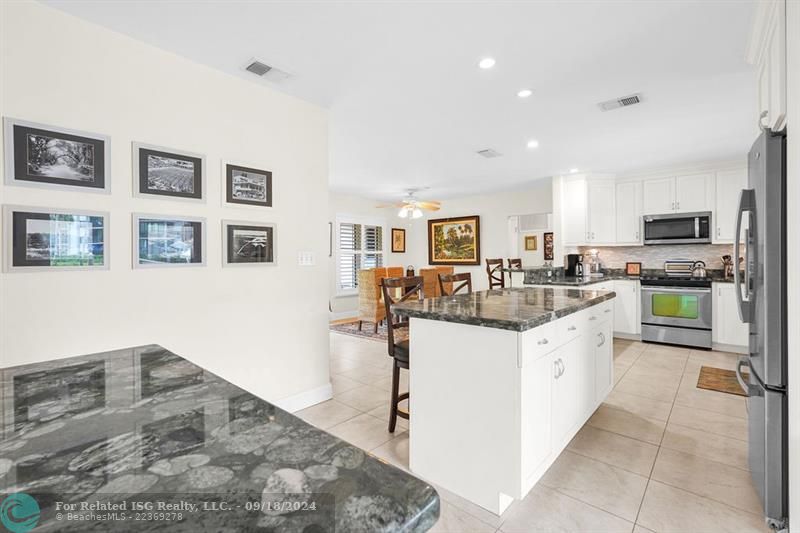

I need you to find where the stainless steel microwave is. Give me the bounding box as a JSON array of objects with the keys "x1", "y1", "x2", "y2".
[{"x1": 643, "y1": 212, "x2": 712, "y2": 245}]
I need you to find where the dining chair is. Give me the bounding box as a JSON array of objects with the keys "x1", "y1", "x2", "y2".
[{"x1": 486, "y1": 258, "x2": 505, "y2": 289}]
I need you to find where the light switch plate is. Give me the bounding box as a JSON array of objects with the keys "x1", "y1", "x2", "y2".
[{"x1": 298, "y1": 251, "x2": 315, "y2": 266}]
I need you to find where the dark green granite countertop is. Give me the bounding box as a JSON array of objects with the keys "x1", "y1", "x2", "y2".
[{"x1": 392, "y1": 287, "x2": 616, "y2": 332}]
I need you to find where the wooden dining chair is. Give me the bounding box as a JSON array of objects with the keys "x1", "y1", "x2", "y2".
[
  {"x1": 508, "y1": 258, "x2": 523, "y2": 270},
  {"x1": 381, "y1": 276, "x2": 424, "y2": 432},
  {"x1": 486, "y1": 258, "x2": 505, "y2": 289},
  {"x1": 437, "y1": 272, "x2": 472, "y2": 296}
]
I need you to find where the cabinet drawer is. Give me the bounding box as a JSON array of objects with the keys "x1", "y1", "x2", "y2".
[
  {"x1": 519, "y1": 322, "x2": 557, "y2": 367},
  {"x1": 586, "y1": 301, "x2": 613, "y2": 324},
  {"x1": 556, "y1": 313, "x2": 584, "y2": 343}
]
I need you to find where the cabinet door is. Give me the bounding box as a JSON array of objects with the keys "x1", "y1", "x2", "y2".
[
  {"x1": 615, "y1": 181, "x2": 642, "y2": 244},
  {"x1": 642, "y1": 177, "x2": 674, "y2": 215},
  {"x1": 551, "y1": 342, "x2": 578, "y2": 449},
  {"x1": 562, "y1": 177, "x2": 587, "y2": 245},
  {"x1": 675, "y1": 173, "x2": 713, "y2": 213},
  {"x1": 587, "y1": 180, "x2": 616, "y2": 243},
  {"x1": 714, "y1": 169, "x2": 748, "y2": 243},
  {"x1": 577, "y1": 332, "x2": 596, "y2": 420},
  {"x1": 714, "y1": 283, "x2": 749, "y2": 347},
  {"x1": 594, "y1": 321, "x2": 614, "y2": 403},
  {"x1": 520, "y1": 351, "x2": 552, "y2": 479},
  {"x1": 613, "y1": 280, "x2": 640, "y2": 335}
]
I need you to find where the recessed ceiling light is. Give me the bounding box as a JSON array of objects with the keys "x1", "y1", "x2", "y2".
[
  {"x1": 478, "y1": 57, "x2": 496, "y2": 69},
  {"x1": 527, "y1": 139, "x2": 539, "y2": 149},
  {"x1": 569, "y1": 168, "x2": 579, "y2": 173},
  {"x1": 517, "y1": 89, "x2": 533, "y2": 98}
]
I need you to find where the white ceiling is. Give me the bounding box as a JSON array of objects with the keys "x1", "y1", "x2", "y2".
[{"x1": 45, "y1": 0, "x2": 757, "y2": 201}]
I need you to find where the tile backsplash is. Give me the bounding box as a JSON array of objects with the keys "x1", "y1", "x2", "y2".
[{"x1": 574, "y1": 244, "x2": 741, "y2": 270}]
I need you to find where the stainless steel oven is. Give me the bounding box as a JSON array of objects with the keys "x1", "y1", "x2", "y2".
[
  {"x1": 643, "y1": 211, "x2": 712, "y2": 245},
  {"x1": 640, "y1": 279, "x2": 712, "y2": 348}
]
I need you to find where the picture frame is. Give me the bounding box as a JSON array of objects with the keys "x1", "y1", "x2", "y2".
[
  {"x1": 524, "y1": 235, "x2": 538, "y2": 251},
  {"x1": 427, "y1": 215, "x2": 480, "y2": 266},
  {"x1": 543, "y1": 232, "x2": 554, "y2": 261},
  {"x1": 223, "y1": 162, "x2": 272, "y2": 208},
  {"x1": 3, "y1": 117, "x2": 111, "y2": 193},
  {"x1": 132, "y1": 213, "x2": 206, "y2": 268},
  {"x1": 132, "y1": 142, "x2": 205, "y2": 202},
  {"x1": 626, "y1": 262, "x2": 642, "y2": 276},
  {"x1": 391, "y1": 228, "x2": 406, "y2": 253},
  {"x1": 222, "y1": 220, "x2": 277, "y2": 267},
  {"x1": 3, "y1": 205, "x2": 110, "y2": 272}
]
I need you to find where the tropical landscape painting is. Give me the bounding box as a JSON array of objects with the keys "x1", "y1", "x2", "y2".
[{"x1": 428, "y1": 215, "x2": 480, "y2": 265}]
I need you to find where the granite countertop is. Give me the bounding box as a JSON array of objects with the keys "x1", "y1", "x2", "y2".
[
  {"x1": 392, "y1": 287, "x2": 616, "y2": 332},
  {"x1": 0, "y1": 345, "x2": 439, "y2": 532},
  {"x1": 504, "y1": 267, "x2": 738, "y2": 285}
]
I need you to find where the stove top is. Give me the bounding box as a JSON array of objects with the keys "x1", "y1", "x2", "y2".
[{"x1": 640, "y1": 275, "x2": 712, "y2": 288}]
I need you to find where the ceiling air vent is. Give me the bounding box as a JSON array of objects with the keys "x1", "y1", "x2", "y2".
[
  {"x1": 476, "y1": 148, "x2": 502, "y2": 158},
  {"x1": 245, "y1": 60, "x2": 272, "y2": 76},
  {"x1": 598, "y1": 93, "x2": 642, "y2": 111},
  {"x1": 243, "y1": 58, "x2": 292, "y2": 83}
]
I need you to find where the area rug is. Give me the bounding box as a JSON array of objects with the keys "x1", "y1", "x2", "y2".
[
  {"x1": 330, "y1": 320, "x2": 409, "y2": 343},
  {"x1": 697, "y1": 365, "x2": 749, "y2": 396}
]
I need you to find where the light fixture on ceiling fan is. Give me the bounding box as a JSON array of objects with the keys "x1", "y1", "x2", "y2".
[{"x1": 376, "y1": 189, "x2": 441, "y2": 219}]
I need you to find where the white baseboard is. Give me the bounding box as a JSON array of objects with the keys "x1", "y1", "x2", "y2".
[
  {"x1": 613, "y1": 332, "x2": 641, "y2": 341},
  {"x1": 274, "y1": 382, "x2": 333, "y2": 413},
  {"x1": 712, "y1": 342, "x2": 748, "y2": 354}
]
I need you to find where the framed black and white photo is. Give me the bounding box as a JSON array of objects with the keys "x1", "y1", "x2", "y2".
[
  {"x1": 133, "y1": 143, "x2": 205, "y2": 202},
  {"x1": 3, "y1": 118, "x2": 111, "y2": 193},
  {"x1": 224, "y1": 162, "x2": 272, "y2": 207},
  {"x1": 133, "y1": 214, "x2": 206, "y2": 268},
  {"x1": 222, "y1": 220, "x2": 276, "y2": 267},
  {"x1": 3, "y1": 205, "x2": 109, "y2": 272}
]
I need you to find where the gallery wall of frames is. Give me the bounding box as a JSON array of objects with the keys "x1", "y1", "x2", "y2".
[{"x1": 2, "y1": 117, "x2": 277, "y2": 272}]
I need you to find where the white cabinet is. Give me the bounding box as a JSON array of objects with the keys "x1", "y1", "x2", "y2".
[
  {"x1": 642, "y1": 174, "x2": 713, "y2": 215},
  {"x1": 550, "y1": 340, "x2": 579, "y2": 450},
  {"x1": 586, "y1": 180, "x2": 616, "y2": 244},
  {"x1": 593, "y1": 320, "x2": 614, "y2": 403},
  {"x1": 714, "y1": 168, "x2": 748, "y2": 243},
  {"x1": 642, "y1": 177, "x2": 674, "y2": 215},
  {"x1": 520, "y1": 350, "x2": 552, "y2": 481},
  {"x1": 750, "y1": 0, "x2": 786, "y2": 131},
  {"x1": 613, "y1": 280, "x2": 641, "y2": 335},
  {"x1": 713, "y1": 282, "x2": 749, "y2": 350},
  {"x1": 561, "y1": 176, "x2": 588, "y2": 245},
  {"x1": 615, "y1": 181, "x2": 642, "y2": 244}
]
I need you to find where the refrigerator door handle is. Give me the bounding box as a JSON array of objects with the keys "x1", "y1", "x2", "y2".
[{"x1": 734, "y1": 189, "x2": 756, "y2": 323}]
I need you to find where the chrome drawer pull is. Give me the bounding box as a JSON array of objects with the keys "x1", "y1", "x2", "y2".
[
  {"x1": 538, "y1": 338, "x2": 549, "y2": 345},
  {"x1": 567, "y1": 325, "x2": 577, "y2": 331},
  {"x1": 604, "y1": 309, "x2": 611, "y2": 313},
  {"x1": 589, "y1": 316, "x2": 597, "y2": 321}
]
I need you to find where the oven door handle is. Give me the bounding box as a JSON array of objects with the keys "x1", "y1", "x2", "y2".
[{"x1": 640, "y1": 286, "x2": 711, "y2": 294}]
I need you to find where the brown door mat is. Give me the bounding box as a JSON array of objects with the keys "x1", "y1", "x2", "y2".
[{"x1": 697, "y1": 365, "x2": 749, "y2": 397}]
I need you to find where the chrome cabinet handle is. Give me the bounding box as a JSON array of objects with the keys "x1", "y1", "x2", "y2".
[
  {"x1": 559, "y1": 359, "x2": 565, "y2": 377},
  {"x1": 597, "y1": 332, "x2": 606, "y2": 347},
  {"x1": 538, "y1": 338, "x2": 549, "y2": 346},
  {"x1": 568, "y1": 325, "x2": 577, "y2": 331},
  {"x1": 589, "y1": 316, "x2": 597, "y2": 321},
  {"x1": 671, "y1": 201, "x2": 675, "y2": 210},
  {"x1": 554, "y1": 360, "x2": 560, "y2": 379},
  {"x1": 604, "y1": 309, "x2": 611, "y2": 313}
]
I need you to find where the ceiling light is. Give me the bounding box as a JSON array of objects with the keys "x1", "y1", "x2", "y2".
[
  {"x1": 478, "y1": 57, "x2": 496, "y2": 69},
  {"x1": 517, "y1": 89, "x2": 533, "y2": 98},
  {"x1": 412, "y1": 208, "x2": 424, "y2": 219},
  {"x1": 398, "y1": 207, "x2": 409, "y2": 218},
  {"x1": 527, "y1": 139, "x2": 539, "y2": 149},
  {"x1": 569, "y1": 168, "x2": 579, "y2": 173}
]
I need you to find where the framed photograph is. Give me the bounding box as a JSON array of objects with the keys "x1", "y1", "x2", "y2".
[
  {"x1": 133, "y1": 214, "x2": 206, "y2": 268},
  {"x1": 3, "y1": 117, "x2": 110, "y2": 193},
  {"x1": 391, "y1": 228, "x2": 406, "y2": 253},
  {"x1": 3, "y1": 205, "x2": 109, "y2": 272},
  {"x1": 626, "y1": 262, "x2": 642, "y2": 276},
  {"x1": 543, "y1": 232, "x2": 554, "y2": 261},
  {"x1": 222, "y1": 220, "x2": 276, "y2": 267},
  {"x1": 224, "y1": 162, "x2": 272, "y2": 207},
  {"x1": 427, "y1": 215, "x2": 480, "y2": 266},
  {"x1": 133, "y1": 143, "x2": 205, "y2": 202},
  {"x1": 524, "y1": 235, "x2": 538, "y2": 251}
]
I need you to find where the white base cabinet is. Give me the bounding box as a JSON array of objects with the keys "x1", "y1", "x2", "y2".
[
  {"x1": 712, "y1": 282, "x2": 749, "y2": 352},
  {"x1": 409, "y1": 300, "x2": 614, "y2": 515}
]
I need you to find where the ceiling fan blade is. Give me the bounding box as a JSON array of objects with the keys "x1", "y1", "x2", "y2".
[
  {"x1": 375, "y1": 202, "x2": 407, "y2": 208},
  {"x1": 416, "y1": 201, "x2": 442, "y2": 210}
]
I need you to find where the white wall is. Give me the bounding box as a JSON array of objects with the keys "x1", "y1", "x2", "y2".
[{"x1": 0, "y1": 1, "x2": 330, "y2": 409}]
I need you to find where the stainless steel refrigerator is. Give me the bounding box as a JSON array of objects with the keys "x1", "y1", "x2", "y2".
[{"x1": 735, "y1": 128, "x2": 787, "y2": 531}]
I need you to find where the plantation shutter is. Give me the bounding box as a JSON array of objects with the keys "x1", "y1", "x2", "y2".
[{"x1": 336, "y1": 221, "x2": 384, "y2": 292}]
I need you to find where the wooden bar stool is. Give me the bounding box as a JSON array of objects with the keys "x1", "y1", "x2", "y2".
[
  {"x1": 486, "y1": 258, "x2": 505, "y2": 289},
  {"x1": 381, "y1": 276, "x2": 424, "y2": 432},
  {"x1": 507, "y1": 258, "x2": 522, "y2": 270},
  {"x1": 437, "y1": 272, "x2": 472, "y2": 296}
]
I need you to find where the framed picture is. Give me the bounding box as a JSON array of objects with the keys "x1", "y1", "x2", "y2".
[
  {"x1": 133, "y1": 214, "x2": 206, "y2": 268},
  {"x1": 224, "y1": 162, "x2": 272, "y2": 208},
  {"x1": 524, "y1": 235, "x2": 538, "y2": 251},
  {"x1": 132, "y1": 143, "x2": 205, "y2": 202},
  {"x1": 3, "y1": 205, "x2": 109, "y2": 272},
  {"x1": 543, "y1": 232, "x2": 554, "y2": 261},
  {"x1": 222, "y1": 220, "x2": 276, "y2": 267},
  {"x1": 427, "y1": 215, "x2": 480, "y2": 266},
  {"x1": 391, "y1": 228, "x2": 406, "y2": 253},
  {"x1": 3, "y1": 118, "x2": 110, "y2": 193},
  {"x1": 626, "y1": 262, "x2": 642, "y2": 276}
]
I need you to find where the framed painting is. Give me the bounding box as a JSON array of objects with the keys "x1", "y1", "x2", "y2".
[
  {"x1": 133, "y1": 214, "x2": 206, "y2": 268},
  {"x1": 133, "y1": 143, "x2": 205, "y2": 202},
  {"x1": 3, "y1": 117, "x2": 110, "y2": 193},
  {"x1": 222, "y1": 220, "x2": 276, "y2": 267},
  {"x1": 543, "y1": 232, "x2": 554, "y2": 261},
  {"x1": 626, "y1": 262, "x2": 642, "y2": 276},
  {"x1": 391, "y1": 228, "x2": 406, "y2": 253},
  {"x1": 3, "y1": 205, "x2": 109, "y2": 272},
  {"x1": 524, "y1": 235, "x2": 538, "y2": 251},
  {"x1": 224, "y1": 162, "x2": 272, "y2": 208},
  {"x1": 427, "y1": 215, "x2": 480, "y2": 266}
]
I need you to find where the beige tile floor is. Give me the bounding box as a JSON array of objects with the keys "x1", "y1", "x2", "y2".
[{"x1": 297, "y1": 332, "x2": 768, "y2": 533}]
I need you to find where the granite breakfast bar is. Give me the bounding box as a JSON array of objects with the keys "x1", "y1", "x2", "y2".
[{"x1": 392, "y1": 286, "x2": 616, "y2": 516}]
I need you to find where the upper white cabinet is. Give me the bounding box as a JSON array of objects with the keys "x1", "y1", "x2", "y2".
[
  {"x1": 561, "y1": 176, "x2": 588, "y2": 246},
  {"x1": 561, "y1": 175, "x2": 615, "y2": 246},
  {"x1": 748, "y1": 0, "x2": 786, "y2": 131},
  {"x1": 615, "y1": 181, "x2": 642, "y2": 244},
  {"x1": 714, "y1": 168, "x2": 748, "y2": 243},
  {"x1": 586, "y1": 180, "x2": 616, "y2": 244},
  {"x1": 642, "y1": 173, "x2": 713, "y2": 215}
]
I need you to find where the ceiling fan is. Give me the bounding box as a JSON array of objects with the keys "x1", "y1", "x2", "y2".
[{"x1": 376, "y1": 189, "x2": 441, "y2": 219}]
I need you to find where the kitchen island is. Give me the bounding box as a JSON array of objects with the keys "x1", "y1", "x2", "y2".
[
  {"x1": 393, "y1": 286, "x2": 616, "y2": 515},
  {"x1": 0, "y1": 345, "x2": 439, "y2": 532}
]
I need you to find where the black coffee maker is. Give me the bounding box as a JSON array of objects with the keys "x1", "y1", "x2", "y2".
[{"x1": 564, "y1": 253, "x2": 584, "y2": 277}]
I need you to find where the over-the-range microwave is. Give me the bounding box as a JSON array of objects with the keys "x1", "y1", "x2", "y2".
[{"x1": 643, "y1": 211, "x2": 712, "y2": 245}]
